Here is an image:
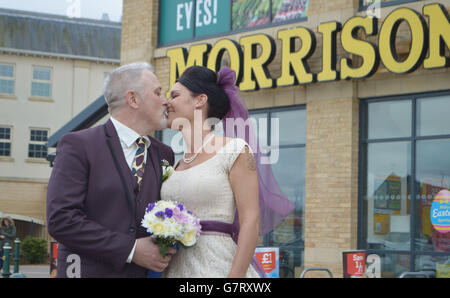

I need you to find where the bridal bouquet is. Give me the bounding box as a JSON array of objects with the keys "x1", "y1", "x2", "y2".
[{"x1": 141, "y1": 200, "x2": 202, "y2": 257}]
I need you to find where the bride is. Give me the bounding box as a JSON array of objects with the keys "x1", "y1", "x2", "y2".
[{"x1": 161, "y1": 66, "x2": 294, "y2": 278}]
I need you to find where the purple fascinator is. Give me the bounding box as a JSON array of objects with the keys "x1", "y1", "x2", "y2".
[{"x1": 217, "y1": 66, "x2": 295, "y2": 239}]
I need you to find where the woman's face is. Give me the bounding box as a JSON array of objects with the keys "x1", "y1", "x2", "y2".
[{"x1": 167, "y1": 82, "x2": 198, "y2": 130}]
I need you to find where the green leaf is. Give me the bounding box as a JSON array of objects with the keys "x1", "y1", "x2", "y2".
[{"x1": 156, "y1": 240, "x2": 168, "y2": 256}]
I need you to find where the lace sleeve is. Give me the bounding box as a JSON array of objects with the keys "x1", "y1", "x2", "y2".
[{"x1": 222, "y1": 138, "x2": 253, "y2": 174}]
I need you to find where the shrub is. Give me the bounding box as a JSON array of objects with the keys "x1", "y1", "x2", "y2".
[{"x1": 21, "y1": 237, "x2": 48, "y2": 264}]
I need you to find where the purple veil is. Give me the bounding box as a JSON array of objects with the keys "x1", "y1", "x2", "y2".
[{"x1": 217, "y1": 66, "x2": 295, "y2": 240}]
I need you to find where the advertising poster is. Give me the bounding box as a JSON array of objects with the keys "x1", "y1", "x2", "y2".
[
  {"x1": 255, "y1": 247, "x2": 279, "y2": 278},
  {"x1": 272, "y1": 0, "x2": 308, "y2": 23},
  {"x1": 431, "y1": 189, "x2": 450, "y2": 234},
  {"x1": 374, "y1": 176, "x2": 402, "y2": 210},
  {"x1": 420, "y1": 180, "x2": 443, "y2": 237},
  {"x1": 232, "y1": 0, "x2": 270, "y2": 30},
  {"x1": 373, "y1": 213, "x2": 390, "y2": 235},
  {"x1": 374, "y1": 179, "x2": 389, "y2": 209},
  {"x1": 159, "y1": 0, "x2": 231, "y2": 44},
  {"x1": 436, "y1": 264, "x2": 450, "y2": 278},
  {"x1": 342, "y1": 251, "x2": 366, "y2": 278},
  {"x1": 387, "y1": 176, "x2": 401, "y2": 210}
]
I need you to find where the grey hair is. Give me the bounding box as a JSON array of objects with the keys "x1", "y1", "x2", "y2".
[{"x1": 103, "y1": 62, "x2": 154, "y2": 114}]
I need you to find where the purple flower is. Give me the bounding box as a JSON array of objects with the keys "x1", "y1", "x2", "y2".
[
  {"x1": 187, "y1": 210, "x2": 193, "y2": 215},
  {"x1": 173, "y1": 208, "x2": 190, "y2": 225},
  {"x1": 165, "y1": 208, "x2": 173, "y2": 218},
  {"x1": 155, "y1": 211, "x2": 165, "y2": 220},
  {"x1": 146, "y1": 203, "x2": 155, "y2": 213},
  {"x1": 177, "y1": 204, "x2": 184, "y2": 211}
]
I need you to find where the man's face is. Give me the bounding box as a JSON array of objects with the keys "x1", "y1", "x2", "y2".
[{"x1": 138, "y1": 70, "x2": 168, "y2": 133}]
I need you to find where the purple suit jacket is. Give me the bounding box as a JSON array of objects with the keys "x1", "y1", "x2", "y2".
[{"x1": 47, "y1": 119, "x2": 174, "y2": 278}]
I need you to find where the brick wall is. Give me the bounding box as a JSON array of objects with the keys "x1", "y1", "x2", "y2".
[
  {"x1": 0, "y1": 179, "x2": 47, "y2": 221},
  {"x1": 304, "y1": 92, "x2": 359, "y2": 277},
  {"x1": 121, "y1": 0, "x2": 159, "y2": 65}
]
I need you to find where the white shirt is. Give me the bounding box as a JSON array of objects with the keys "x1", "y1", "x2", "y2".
[
  {"x1": 110, "y1": 117, "x2": 151, "y2": 170},
  {"x1": 110, "y1": 117, "x2": 151, "y2": 264}
]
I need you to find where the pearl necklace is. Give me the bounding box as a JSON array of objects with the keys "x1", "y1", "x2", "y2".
[{"x1": 183, "y1": 134, "x2": 215, "y2": 164}]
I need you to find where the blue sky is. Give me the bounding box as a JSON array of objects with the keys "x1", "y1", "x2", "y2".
[{"x1": 0, "y1": 0, "x2": 123, "y2": 22}]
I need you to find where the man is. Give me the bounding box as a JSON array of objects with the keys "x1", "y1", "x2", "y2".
[{"x1": 47, "y1": 62, "x2": 176, "y2": 278}]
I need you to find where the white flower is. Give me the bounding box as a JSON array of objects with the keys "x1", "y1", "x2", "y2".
[
  {"x1": 156, "y1": 200, "x2": 176, "y2": 210},
  {"x1": 181, "y1": 228, "x2": 198, "y2": 247},
  {"x1": 162, "y1": 159, "x2": 175, "y2": 182},
  {"x1": 141, "y1": 200, "x2": 201, "y2": 252}
]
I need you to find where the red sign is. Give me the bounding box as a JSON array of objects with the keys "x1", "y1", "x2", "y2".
[
  {"x1": 51, "y1": 242, "x2": 58, "y2": 259},
  {"x1": 343, "y1": 251, "x2": 366, "y2": 278},
  {"x1": 50, "y1": 242, "x2": 58, "y2": 278},
  {"x1": 255, "y1": 251, "x2": 276, "y2": 273}
]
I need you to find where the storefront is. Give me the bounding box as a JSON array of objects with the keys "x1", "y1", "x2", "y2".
[
  {"x1": 118, "y1": 0, "x2": 450, "y2": 277},
  {"x1": 43, "y1": 0, "x2": 449, "y2": 277}
]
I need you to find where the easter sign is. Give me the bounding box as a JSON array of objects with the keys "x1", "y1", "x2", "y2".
[{"x1": 431, "y1": 189, "x2": 450, "y2": 234}]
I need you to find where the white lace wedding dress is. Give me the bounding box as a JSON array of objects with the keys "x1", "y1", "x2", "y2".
[{"x1": 161, "y1": 138, "x2": 260, "y2": 278}]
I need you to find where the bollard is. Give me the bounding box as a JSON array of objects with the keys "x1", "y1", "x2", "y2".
[
  {"x1": 2, "y1": 242, "x2": 11, "y2": 278},
  {"x1": 14, "y1": 238, "x2": 20, "y2": 274}
]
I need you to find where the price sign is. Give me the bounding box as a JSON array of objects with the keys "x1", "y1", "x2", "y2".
[
  {"x1": 343, "y1": 251, "x2": 366, "y2": 278},
  {"x1": 255, "y1": 247, "x2": 279, "y2": 278}
]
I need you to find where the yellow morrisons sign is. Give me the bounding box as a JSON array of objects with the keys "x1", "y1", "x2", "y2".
[{"x1": 166, "y1": 4, "x2": 449, "y2": 94}]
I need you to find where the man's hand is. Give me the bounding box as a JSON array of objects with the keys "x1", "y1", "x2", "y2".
[{"x1": 131, "y1": 237, "x2": 177, "y2": 272}]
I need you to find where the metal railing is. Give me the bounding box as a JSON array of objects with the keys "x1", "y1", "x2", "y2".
[
  {"x1": 398, "y1": 271, "x2": 434, "y2": 278},
  {"x1": 2, "y1": 238, "x2": 26, "y2": 278},
  {"x1": 300, "y1": 267, "x2": 334, "y2": 278}
]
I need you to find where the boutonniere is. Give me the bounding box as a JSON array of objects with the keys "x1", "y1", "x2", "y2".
[{"x1": 161, "y1": 159, "x2": 175, "y2": 182}]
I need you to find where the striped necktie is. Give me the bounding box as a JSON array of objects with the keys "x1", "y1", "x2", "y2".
[{"x1": 131, "y1": 137, "x2": 146, "y2": 189}]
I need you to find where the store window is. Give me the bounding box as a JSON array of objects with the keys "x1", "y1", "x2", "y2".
[
  {"x1": 360, "y1": 91, "x2": 450, "y2": 277},
  {"x1": 31, "y1": 67, "x2": 52, "y2": 98},
  {"x1": 0, "y1": 64, "x2": 15, "y2": 95},
  {"x1": 28, "y1": 128, "x2": 49, "y2": 159},
  {"x1": 254, "y1": 106, "x2": 306, "y2": 278},
  {"x1": 159, "y1": 0, "x2": 308, "y2": 45},
  {"x1": 158, "y1": 106, "x2": 306, "y2": 277},
  {"x1": 0, "y1": 126, "x2": 12, "y2": 157}
]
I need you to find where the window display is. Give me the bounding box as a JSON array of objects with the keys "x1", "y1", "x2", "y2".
[{"x1": 361, "y1": 92, "x2": 450, "y2": 277}]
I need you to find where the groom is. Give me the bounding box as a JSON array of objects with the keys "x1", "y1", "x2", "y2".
[{"x1": 47, "y1": 62, "x2": 176, "y2": 278}]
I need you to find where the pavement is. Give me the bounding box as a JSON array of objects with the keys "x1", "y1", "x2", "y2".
[{"x1": 3, "y1": 264, "x2": 50, "y2": 278}]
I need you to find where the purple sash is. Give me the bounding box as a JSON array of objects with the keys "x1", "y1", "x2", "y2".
[{"x1": 200, "y1": 220, "x2": 267, "y2": 278}]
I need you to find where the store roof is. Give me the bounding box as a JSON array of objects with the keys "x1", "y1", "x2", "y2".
[
  {"x1": 0, "y1": 8, "x2": 121, "y2": 62},
  {"x1": 47, "y1": 95, "x2": 108, "y2": 149},
  {"x1": 46, "y1": 94, "x2": 108, "y2": 166}
]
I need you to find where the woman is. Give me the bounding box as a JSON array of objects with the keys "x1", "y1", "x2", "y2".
[
  {"x1": 0, "y1": 216, "x2": 16, "y2": 268},
  {"x1": 161, "y1": 66, "x2": 294, "y2": 278}
]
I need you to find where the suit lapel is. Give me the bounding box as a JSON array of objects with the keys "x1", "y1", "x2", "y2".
[
  {"x1": 104, "y1": 121, "x2": 164, "y2": 215},
  {"x1": 104, "y1": 120, "x2": 136, "y2": 213},
  {"x1": 140, "y1": 143, "x2": 162, "y2": 203}
]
